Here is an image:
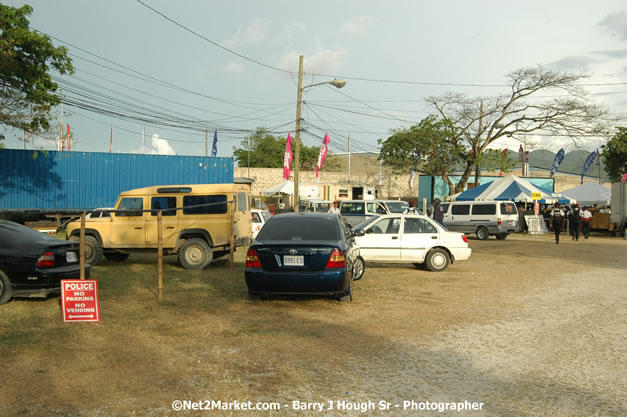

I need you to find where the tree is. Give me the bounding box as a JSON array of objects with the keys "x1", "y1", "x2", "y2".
[
  {"x1": 0, "y1": 4, "x2": 74, "y2": 141},
  {"x1": 426, "y1": 66, "x2": 609, "y2": 193},
  {"x1": 378, "y1": 115, "x2": 464, "y2": 192},
  {"x1": 602, "y1": 127, "x2": 627, "y2": 182},
  {"x1": 233, "y1": 127, "x2": 340, "y2": 171}
]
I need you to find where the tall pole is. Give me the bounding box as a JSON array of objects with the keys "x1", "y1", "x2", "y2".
[
  {"x1": 247, "y1": 134, "x2": 251, "y2": 178},
  {"x1": 294, "y1": 55, "x2": 304, "y2": 209},
  {"x1": 205, "y1": 130, "x2": 208, "y2": 157},
  {"x1": 348, "y1": 133, "x2": 351, "y2": 183}
]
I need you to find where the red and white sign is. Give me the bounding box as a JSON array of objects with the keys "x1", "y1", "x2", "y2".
[{"x1": 61, "y1": 280, "x2": 101, "y2": 322}]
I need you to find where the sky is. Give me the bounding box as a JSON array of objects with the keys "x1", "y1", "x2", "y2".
[{"x1": 3, "y1": 0, "x2": 627, "y2": 161}]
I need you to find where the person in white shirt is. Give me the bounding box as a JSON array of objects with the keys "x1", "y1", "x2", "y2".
[
  {"x1": 581, "y1": 207, "x2": 593, "y2": 239},
  {"x1": 329, "y1": 201, "x2": 341, "y2": 215}
]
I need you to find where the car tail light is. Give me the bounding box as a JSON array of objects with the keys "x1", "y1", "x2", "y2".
[
  {"x1": 326, "y1": 249, "x2": 346, "y2": 268},
  {"x1": 498, "y1": 217, "x2": 502, "y2": 225},
  {"x1": 246, "y1": 248, "x2": 262, "y2": 268},
  {"x1": 462, "y1": 235, "x2": 468, "y2": 243},
  {"x1": 37, "y1": 252, "x2": 56, "y2": 268}
]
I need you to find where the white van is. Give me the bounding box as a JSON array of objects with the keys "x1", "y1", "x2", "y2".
[{"x1": 439, "y1": 201, "x2": 519, "y2": 240}]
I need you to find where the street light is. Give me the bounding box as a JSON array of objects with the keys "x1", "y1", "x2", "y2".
[{"x1": 293, "y1": 54, "x2": 346, "y2": 210}]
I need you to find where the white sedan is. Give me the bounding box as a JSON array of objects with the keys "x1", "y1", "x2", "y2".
[{"x1": 353, "y1": 212, "x2": 471, "y2": 272}]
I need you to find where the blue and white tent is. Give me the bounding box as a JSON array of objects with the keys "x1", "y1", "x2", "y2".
[{"x1": 454, "y1": 174, "x2": 575, "y2": 204}]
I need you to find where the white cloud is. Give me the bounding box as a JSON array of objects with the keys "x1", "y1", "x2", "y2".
[
  {"x1": 341, "y1": 15, "x2": 373, "y2": 36},
  {"x1": 277, "y1": 47, "x2": 348, "y2": 74},
  {"x1": 132, "y1": 134, "x2": 177, "y2": 155},
  {"x1": 276, "y1": 21, "x2": 305, "y2": 44},
  {"x1": 218, "y1": 61, "x2": 245, "y2": 75},
  {"x1": 223, "y1": 18, "x2": 269, "y2": 47},
  {"x1": 598, "y1": 11, "x2": 627, "y2": 40}
]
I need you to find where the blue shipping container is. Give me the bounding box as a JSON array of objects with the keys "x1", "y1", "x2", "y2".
[{"x1": 0, "y1": 149, "x2": 234, "y2": 211}]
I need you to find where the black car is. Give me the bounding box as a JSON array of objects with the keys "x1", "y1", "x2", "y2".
[
  {"x1": 245, "y1": 212, "x2": 365, "y2": 301},
  {"x1": 0, "y1": 220, "x2": 90, "y2": 304}
]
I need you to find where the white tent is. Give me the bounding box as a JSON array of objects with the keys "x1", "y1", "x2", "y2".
[
  {"x1": 262, "y1": 181, "x2": 294, "y2": 196},
  {"x1": 561, "y1": 182, "x2": 611, "y2": 206}
]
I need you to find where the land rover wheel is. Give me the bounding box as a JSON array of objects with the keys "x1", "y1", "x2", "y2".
[
  {"x1": 71, "y1": 235, "x2": 104, "y2": 265},
  {"x1": 425, "y1": 248, "x2": 450, "y2": 272},
  {"x1": 178, "y1": 238, "x2": 213, "y2": 270},
  {"x1": 476, "y1": 226, "x2": 489, "y2": 241}
]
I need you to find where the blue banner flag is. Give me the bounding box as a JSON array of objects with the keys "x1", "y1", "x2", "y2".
[
  {"x1": 581, "y1": 151, "x2": 596, "y2": 184},
  {"x1": 549, "y1": 148, "x2": 565, "y2": 177},
  {"x1": 211, "y1": 130, "x2": 218, "y2": 157}
]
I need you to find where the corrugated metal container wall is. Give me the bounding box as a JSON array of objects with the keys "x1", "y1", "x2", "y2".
[{"x1": 0, "y1": 149, "x2": 234, "y2": 210}]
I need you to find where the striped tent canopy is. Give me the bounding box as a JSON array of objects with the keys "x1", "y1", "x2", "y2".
[{"x1": 454, "y1": 174, "x2": 575, "y2": 204}]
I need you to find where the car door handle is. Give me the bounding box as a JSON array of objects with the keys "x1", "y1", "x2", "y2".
[
  {"x1": 392, "y1": 236, "x2": 398, "y2": 239},
  {"x1": 431, "y1": 236, "x2": 438, "y2": 239},
  {"x1": 166, "y1": 226, "x2": 175, "y2": 229},
  {"x1": 134, "y1": 227, "x2": 143, "y2": 230}
]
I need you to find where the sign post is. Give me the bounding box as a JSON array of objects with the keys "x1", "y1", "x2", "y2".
[
  {"x1": 61, "y1": 279, "x2": 101, "y2": 322},
  {"x1": 531, "y1": 192, "x2": 541, "y2": 216}
]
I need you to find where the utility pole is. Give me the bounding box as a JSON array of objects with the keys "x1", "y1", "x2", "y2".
[
  {"x1": 348, "y1": 133, "x2": 351, "y2": 183},
  {"x1": 294, "y1": 55, "x2": 304, "y2": 209},
  {"x1": 205, "y1": 130, "x2": 208, "y2": 157},
  {"x1": 247, "y1": 134, "x2": 251, "y2": 178},
  {"x1": 58, "y1": 90, "x2": 64, "y2": 151}
]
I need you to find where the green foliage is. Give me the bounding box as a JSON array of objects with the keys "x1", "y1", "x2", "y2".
[
  {"x1": 378, "y1": 115, "x2": 464, "y2": 176},
  {"x1": 476, "y1": 149, "x2": 517, "y2": 173},
  {"x1": 0, "y1": 4, "x2": 74, "y2": 139},
  {"x1": 233, "y1": 128, "x2": 340, "y2": 171},
  {"x1": 602, "y1": 127, "x2": 627, "y2": 182}
]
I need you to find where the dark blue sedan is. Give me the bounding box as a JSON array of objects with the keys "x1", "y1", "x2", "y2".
[{"x1": 245, "y1": 213, "x2": 364, "y2": 301}]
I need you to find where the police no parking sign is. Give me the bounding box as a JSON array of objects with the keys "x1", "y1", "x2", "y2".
[{"x1": 61, "y1": 280, "x2": 101, "y2": 322}]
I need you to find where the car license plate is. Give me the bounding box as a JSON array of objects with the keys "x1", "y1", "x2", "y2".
[
  {"x1": 283, "y1": 255, "x2": 304, "y2": 266},
  {"x1": 508, "y1": 220, "x2": 514, "y2": 225},
  {"x1": 66, "y1": 251, "x2": 78, "y2": 263}
]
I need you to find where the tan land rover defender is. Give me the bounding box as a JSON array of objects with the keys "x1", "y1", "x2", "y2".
[{"x1": 66, "y1": 184, "x2": 252, "y2": 269}]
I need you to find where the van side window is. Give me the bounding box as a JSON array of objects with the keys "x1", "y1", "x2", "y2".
[
  {"x1": 471, "y1": 204, "x2": 496, "y2": 215},
  {"x1": 439, "y1": 203, "x2": 449, "y2": 213},
  {"x1": 151, "y1": 197, "x2": 177, "y2": 216},
  {"x1": 340, "y1": 202, "x2": 364, "y2": 215},
  {"x1": 251, "y1": 212, "x2": 261, "y2": 223},
  {"x1": 116, "y1": 197, "x2": 144, "y2": 217},
  {"x1": 501, "y1": 202, "x2": 516, "y2": 214},
  {"x1": 183, "y1": 195, "x2": 227, "y2": 214},
  {"x1": 451, "y1": 204, "x2": 470, "y2": 215}
]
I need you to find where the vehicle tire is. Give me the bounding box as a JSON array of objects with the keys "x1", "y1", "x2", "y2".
[
  {"x1": 178, "y1": 238, "x2": 213, "y2": 270},
  {"x1": 496, "y1": 233, "x2": 508, "y2": 240},
  {"x1": 476, "y1": 226, "x2": 489, "y2": 240},
  {"x1": 413, "y1": 262, "x2": 427, "y2": 270},
  {"x1": 0, "y1": 270, "x2": 13, "y2": 305},
  {"x1": 104, "y1": 251, "x2": 130, "y2": 262},
  {"x1": 339, "y1": 279, "x2": 353, "y2": 302},
  {"x1": 425, "y1": 248, "x2": 450, "y2": 272},
  {"x1": 84, "y1": 236, "x2": 104, "y2": 265},
  {"x1": 352, "y1": 256, "x2": 365, "y2": 280}
]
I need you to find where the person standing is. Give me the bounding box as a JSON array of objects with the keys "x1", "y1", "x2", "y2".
[
  {"x1": 433, "y1": 198, "x2": 445, "y2": 226},
  {"x1": 582, "y1": 206, "x2": 592, "y2": 239},
  {"x1": 570, "y1": 204, "x2": 582, "y2": 241},
  {"x1": 329, "y1": 201, "x2": 341, "y2": 215},
  {"x1": 550, "y1": 203, "x2": 565, "y2": 244}
]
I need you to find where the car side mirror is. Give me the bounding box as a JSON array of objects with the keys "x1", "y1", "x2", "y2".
[{"x1": 353, "y1": 229, "x2": 365, "y2": 237}]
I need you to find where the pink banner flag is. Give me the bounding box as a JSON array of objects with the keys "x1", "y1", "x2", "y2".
[
  {"x1": 316, "y1": 133, "x2": 331, "y2": 181},
  {"x1": 66, "y1": 124, "x2": 71, "y2": 151},
  {"x1": 283, "y1": 133, "x2": 293, "y2": 180}
]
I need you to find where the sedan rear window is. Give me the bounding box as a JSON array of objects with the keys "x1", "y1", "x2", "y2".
[
  {"x1": 0, "y1": 221, "x2": 58, "y2": 248},
  {"x1": 257, "y1": 218, "x2": 339, "y2": 241}
]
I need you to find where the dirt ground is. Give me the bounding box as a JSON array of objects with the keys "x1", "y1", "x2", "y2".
[{"x1": 0, "y1": 232, "x2": 625, "y2": 417}]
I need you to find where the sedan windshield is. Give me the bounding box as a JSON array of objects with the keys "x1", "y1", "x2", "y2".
[
  {"x1": 353, "y1": 215, "x2": 380, "y2": 232},
  {"x1": 257, "y1": 217, "x2": 339, "y2": 241}
]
